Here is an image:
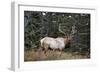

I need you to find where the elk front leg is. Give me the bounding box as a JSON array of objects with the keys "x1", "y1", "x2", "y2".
[
  {"x1": 52, "y1": 49, "x2": 55, "y2": 56},
  {"x1": 59, "y1": 49, "x2": 63, "y2": 57}
]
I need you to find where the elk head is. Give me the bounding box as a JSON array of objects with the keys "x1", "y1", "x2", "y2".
[{"x1": 58, "y1": 24, "x2": 76, "y2": 47}]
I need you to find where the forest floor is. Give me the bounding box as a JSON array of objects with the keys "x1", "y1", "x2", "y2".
[{"x1": 24, "y1": 49, "x2": 89, "y2": 61}]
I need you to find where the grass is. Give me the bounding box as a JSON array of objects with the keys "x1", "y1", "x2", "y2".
[{"x1": 24, "y1": 49, "x2": 90, "y2": 61}]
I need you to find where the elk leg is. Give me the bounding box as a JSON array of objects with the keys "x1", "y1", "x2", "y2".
[
  {"x1": 59, "y1": 49, "x2": 63, "y2": 57},
  {"x1": 43, "y1": 45, "x2": 48, "y2": 56},
  {"x1": 43, "y1": 49, "x2": 48, "y2": 56},
  {"x1": 52, "y1": 49, "x2": 55, "y2": 56}
]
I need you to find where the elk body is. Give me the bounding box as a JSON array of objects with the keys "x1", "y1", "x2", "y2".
[{"x1": 40, "y1": 36, "x2": 71, "y2": 56}]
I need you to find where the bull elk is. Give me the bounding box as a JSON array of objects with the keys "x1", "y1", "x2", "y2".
[
  {"x1": 40, "y1": 36, "x2": 72, "y2": 56},
  {"x1": 39, "y1": 24, "x2": 76, "y2": 56}
]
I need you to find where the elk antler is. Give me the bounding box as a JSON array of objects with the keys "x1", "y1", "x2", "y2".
[
  {"x1": 69, "y1": 25, "x2": 77, "y2": 40},
  {"x1": 71, "y1": 25, "x2": 77, "y2": 35},
  {"x1": 58, "y1": 24, "x2": 66, "y2": 36}
]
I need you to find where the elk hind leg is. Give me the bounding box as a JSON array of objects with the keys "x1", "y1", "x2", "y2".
[{"x1": 44, "y1": 45, "x2": 48, "y2": 56}]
